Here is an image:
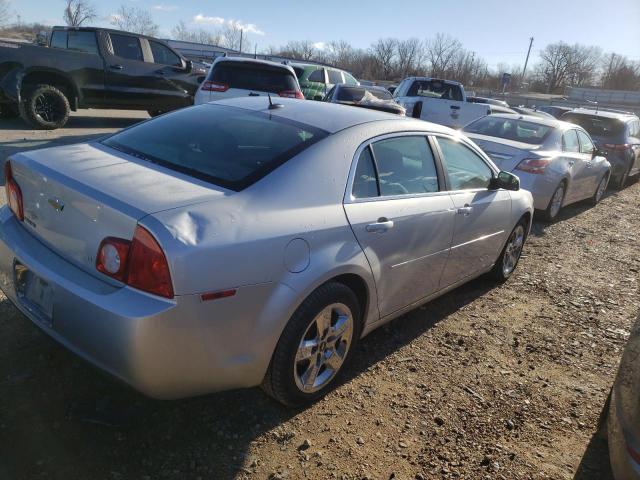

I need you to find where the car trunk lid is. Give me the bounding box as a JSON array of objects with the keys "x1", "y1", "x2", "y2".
[
  {"x1": 10, "y1": 142, "x2": 227, "y2": 278},
  {"x1": 467, "y1": 134, "x2": 541, "y2": 171}
]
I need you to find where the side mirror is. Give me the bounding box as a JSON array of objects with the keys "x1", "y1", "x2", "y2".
[
  {"x1": 592, "y1": 147, "x2": 605, "y2": 158},
  {"x1": 490, "y1": 171, "x2": 520, "y2": 191},
  {"x1": 183, "y1": 59, "x2": 192, "y2": 73}
]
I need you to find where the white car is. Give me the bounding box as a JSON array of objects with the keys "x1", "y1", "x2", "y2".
[
  {"x1": 194, "y1": 57, "x2": 304, "y2": 105},
  {"x1": 393, "y1": 77, "x2": 491, "y2": 129}
]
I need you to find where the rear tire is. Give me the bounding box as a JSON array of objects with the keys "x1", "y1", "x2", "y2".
[
  {"x1": 543, "y1": 182, "x2": 566, "y2": 222},
  {"x1": 261, "y1": 282, "x2": 362, "y2": 407},
  {"x1": 19, "y1": 84, "x2": 70, "y2": 130},
  {"x1": 490, "y1": 218, "x2": 527, "y2": 282},
  {"x1": 591, "y1": 174, "x2": 609, "y2": 206},
  {"x1": 613, "y1": 165, "x2": 631, "y2": 190}
]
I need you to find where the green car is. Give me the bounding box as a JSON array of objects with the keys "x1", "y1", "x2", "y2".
[{"x1": 292, "y1": 63, "x2": 359, "y2": 100}]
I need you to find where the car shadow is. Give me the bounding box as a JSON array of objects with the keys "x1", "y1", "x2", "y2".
[
  {"x1": 0, "y1": 114, "x2": 146, "y2": 131},
  {"x1": 0, "y1": 276, "x2": 497, "y2": 480},
  {"x1": 573, "y1": 431, "x2": 614, "y2": 479}
]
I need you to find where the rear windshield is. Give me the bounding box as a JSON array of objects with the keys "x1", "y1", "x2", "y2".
[
  {"x1": 337, "y1": 87, "x2": 392, "y2": 102},
  {"x1": 102, "y1": 105, "x2": 327, "y2": 191},
  {"x1": 464, "y1": 116, "x2": 553, "y2": 145},
  {"x1": 561, "y1": 113, "x2": 625, "y2": 137},
  {"x1": 208, "y1": 62, "x2": 298, "y2": 93}
]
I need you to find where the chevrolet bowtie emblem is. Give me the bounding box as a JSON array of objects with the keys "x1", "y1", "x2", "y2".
[{"x1": 48, "y1": 198, "x2": 65, "y2": 212}]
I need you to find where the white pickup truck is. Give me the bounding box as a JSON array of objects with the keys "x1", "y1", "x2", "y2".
[{"x1": 393, "y1": 77, "x2": 492, "y2": 129}]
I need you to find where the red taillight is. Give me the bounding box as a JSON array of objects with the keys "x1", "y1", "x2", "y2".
[
  {"x1": 127, "y1": 226, "x2": 174, "y2": 299},
  {"x1": 604, "y1": 143, "x2": 631, "y2": 151},
  {"x1": 96, "y1": 237, "x2": 130, "y2": 282},
  {"x1": 4, "y1": 161, "x2": 24, "y2": 221},
  {"x1": 516, "y1": 158, "x2": 552, "y2": 175},
  {"x1": 279, "y1": 90, "x2": 304, "y2": 99},
  {"x1": 95, "y1": 225, "x2": 173, "y2": 299},
  {"x1": 200, "y1": 289, "x2": 237, "y2": 302},
  {"x1": 201, "y1": 81, "x2": 229, "y2": 92}
]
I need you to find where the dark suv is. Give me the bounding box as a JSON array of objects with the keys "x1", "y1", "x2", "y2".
[{"x1": 561, "y1": 108, "x2": 640, "y2": 189}]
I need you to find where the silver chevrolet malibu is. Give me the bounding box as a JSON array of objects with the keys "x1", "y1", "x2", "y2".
[
  {"x1": 463, "y1": 114, "x2": 611, "y2": 221},
  {"x1": 0, "y1": 98, "x2": 533, "y2": 406}
]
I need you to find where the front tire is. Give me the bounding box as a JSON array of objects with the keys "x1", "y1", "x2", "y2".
[
  {"x1": 262, "y1": 282, "x2": 362, "y2": 407},
  {"x1": 19, "y1": 84, "x2": 70, "y2": 130},
  {"x1": 543, "y1": 182, "x2": 566, "y2": 222},
  {"x1": 490, "y1": 219, "x2": 527, "y2": 281}
]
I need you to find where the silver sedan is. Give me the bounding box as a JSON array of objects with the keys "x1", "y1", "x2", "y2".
[
  {"x1": 463, "y1": 114, "x2": 611, "y2": 221},
  {"x1": 0, "y1": 98, "x2": 533, "y2": 406}
]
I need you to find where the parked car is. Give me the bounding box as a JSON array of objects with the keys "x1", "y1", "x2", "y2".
[
  {"x1": 292, "y1": 63, "x2": 359, "y2": 100},
  {"x1": 607, "y1": 312, "x2": 640, "y2": 480},
  {"x1": 393, "y1": 77, "x2": 491, "y2": 128},
  {"x1": 0, "y1": 97, "x2": 533, "y2": 406},
  {"x1": 536, "y1": 105, "x2": 572, "y2": 119},
  {"x1": 467, "y1": 96, "x2": 510, "y2": 108},
  {"x1": 487, "y1": 105, "x2": 518, "y2": 115},
  {"x1": 464, "y1": 114, "x2": 610, "y2": 221},
  {"x1": 194, "y1": 57, "x2": 303, "y2": 105},
  {"x1": 323, "y1": 84, "x2": 405, "y2": 115},
  {"x1": 561, "y1": 108, "x2": 640, "y2": 189},
  {"x1": 509, "y1": 106, "x2": 555, "y2": 119},
  {"x1": 0, "y1": 26, "x2": 207, "y2": 129}
]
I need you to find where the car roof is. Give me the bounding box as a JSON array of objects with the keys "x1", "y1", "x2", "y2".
[
  {"x1": 213, "y1": 56, "x2": 295, "y2": 73},
  {"x1": 290, "y1": 62, "x2": 344, "y2": 72},
  {"x1": 403, "y1": 77, "x2": 462, "y2": 86},
  {"x1": 565, "y1": 108, "x2": 638, "y2": 121},
  {"x1": 207, "y1": 96, "x2": 447, "y2": 134}
]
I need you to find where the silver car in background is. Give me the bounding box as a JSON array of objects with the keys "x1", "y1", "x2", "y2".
[
  {"x1": 0, "y1": 98, "x2": 533, "y2": 406},
  {"x1": 463, "y1": 114, "x2": 611, "y2": 221}
]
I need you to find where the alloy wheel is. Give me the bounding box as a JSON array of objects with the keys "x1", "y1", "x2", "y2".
[
  {"x1": 34, "y1": 92, "x2": 64, "y2": 124},
  {"x1": 549, "y1": 185, "x2": 564, "y2": 219},
  {"x1": 294, "y1": 303, "x2": 354, "y2": 393},
  {"x1": 502, "y1": 225, "x2": 525, "y2": 276}
]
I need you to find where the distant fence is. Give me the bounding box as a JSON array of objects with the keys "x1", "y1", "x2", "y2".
[{"x1": 567, "y1": 87, "x2": 640, "y2": 106}]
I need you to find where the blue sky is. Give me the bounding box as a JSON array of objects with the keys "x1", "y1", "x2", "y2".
[{"x1": 10, "y1": 0, "x2": 640, "y2": 69}]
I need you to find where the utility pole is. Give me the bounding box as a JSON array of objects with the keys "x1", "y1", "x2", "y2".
[
  {"x1": 239, "y1": 29, "x2": 243, "y2": 53},
  {"x1": 521, "y1": 37, "x2": 534, "y2": 85}
]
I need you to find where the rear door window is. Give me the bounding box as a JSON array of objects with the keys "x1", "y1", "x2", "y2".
[
  {"x1": 50, "y1": 30, "x2": 68, "y2": 49},
  {"x1": 562, "y1": 130, "x2": 580, "y2": 153},
  {"x1": 328, "y1": 69, "x2": 343, "y2": 84},
  {"x1": 67, "y1": 31, "x2": 98, "y2": 54},
  {"x1": 308, "y1": 68, "x2": 325, "y2": 83},
  {"x1": 352, "y1": 147, "x2": 379, "y2": 199},
  {"x1": 209, "y1": 62, "x2": 298, "y2": 93},
  {"x1": 343, "y1": 72, "x2": 359, "y2": 86},
  {"x1": 102, "y1": 104, "x2": 327, "y2": 191},
  {"x1": 110, "y1": 33, "x2": 143, "y2": 61}
]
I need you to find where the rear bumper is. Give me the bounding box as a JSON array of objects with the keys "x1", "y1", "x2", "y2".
[
  {"x1": 513, "y1": 171, "x2": 559, "y2": 211},
  {"x1": 0, "y1": 207, "x2": 283, "y2": 399}
]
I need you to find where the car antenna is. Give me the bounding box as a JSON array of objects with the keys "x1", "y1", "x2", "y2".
[{"x1": 268, "y1": 94, "x2": 283, "y2": 110}]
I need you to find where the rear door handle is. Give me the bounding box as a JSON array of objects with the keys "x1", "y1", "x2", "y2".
[
  {"x1": 110, "y1": 64, "x2": 124, "y2": 70},
  {"x1": 457, "y1": 205, "x2": 473, "y2": 216},
  {"x1": 366, "y1": 218, "x2": 394, "y2": 233}
]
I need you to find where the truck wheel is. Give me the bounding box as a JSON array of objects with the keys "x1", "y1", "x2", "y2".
[
  {"x1": 19, "y1": 84, "x2": 70, "y2": 130},
  {"x1": 0, "y1": 103, "x2": 19, "y2": 119}
]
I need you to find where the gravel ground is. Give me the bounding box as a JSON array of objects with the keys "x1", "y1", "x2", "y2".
[{"x1": 0, "y1": 111, "x2": 639, "y2": 480}]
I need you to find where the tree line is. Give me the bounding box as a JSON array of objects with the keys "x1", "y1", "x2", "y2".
[{"x1": 1, "y1": 0, "x2": 638, "y2": 92}]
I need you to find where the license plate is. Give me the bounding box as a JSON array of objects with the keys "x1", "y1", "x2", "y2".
[{"x1": 15, "y1": 263, "x2": 54, "y2": 324}]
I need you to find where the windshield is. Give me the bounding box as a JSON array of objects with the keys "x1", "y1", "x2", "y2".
[
  {"x1": 337, "y1": 87, "x2": 392, "y2": 102},
  {"x1": 464, "y1": 116, "x2": 553, "y2": 145},
  {"x1": 102, "y1": 105, "x2": 327, "y2": 191},
  {"x1": 561, "y1": 113, "x2": 625, "y2": 137}
]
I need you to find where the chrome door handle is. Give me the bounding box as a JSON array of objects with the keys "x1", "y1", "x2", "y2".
[
  {"x1": 457, "y1": 205, "x2": 473, "y2": 216},
  {"x1": 366, "y1": 218, "x2": 394, "y2": 233}
]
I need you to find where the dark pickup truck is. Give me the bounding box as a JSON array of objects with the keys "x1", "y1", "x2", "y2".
[{"x1": 0, "y1": 26, "x2": 207, "y2": 129}]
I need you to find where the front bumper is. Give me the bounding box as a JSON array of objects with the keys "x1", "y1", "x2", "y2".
[{"x1": 0, "y1": 207, "x2": 281, "y2": 399}]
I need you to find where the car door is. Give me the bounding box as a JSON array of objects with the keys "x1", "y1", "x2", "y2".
[
  {"x1": 146, "y1": 39, "x2": 194, "y2": 109},
  {"x1": 343, "y1": 135, "x2": 455, "y2": 318},
  {"x1": 561, "y1": 129, "x2": 589, "y2": 203},
  {"x1": 576, "y1": 129, "x2": 601, "y2": 197},
  {"x1": 435, "y1": 135, "x2": 512, "y2": 287},
  {"x1": 103, "y1": 32, "x2": 161, "y2": 108}
]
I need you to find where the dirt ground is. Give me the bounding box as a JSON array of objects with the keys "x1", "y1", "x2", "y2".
[{"x1": 0, "y1": 111, "x2": 639, "y2": 480}]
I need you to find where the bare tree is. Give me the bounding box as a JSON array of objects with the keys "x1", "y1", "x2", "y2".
[
  {"x1": 111, "y1": 5, "x2": 159, "y2": 36},
  {"x1": 370, "y1": 38, "x2": 397, "y2": 79},
  {"x1": 0, "y1": 0, "x2": 11, "y2": 26},
  {"x1": 63, "y1": 0, "x2": 96, "y2": 27},
  {"x1": 172, "y1": 20, "x2": 221, "y2": 45},
  {"x1": 395, "y1": 38, "x2": 423, "y2": 78},
  {"x1": 280, "y1": 40, "x2": 317, "y2": 61},
  {"x1": 425, "y1": 33, "x2": 462, "y2": 78},
  {"x1": 601, "y1": 53, "x2": 640, "y2": 90}
]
